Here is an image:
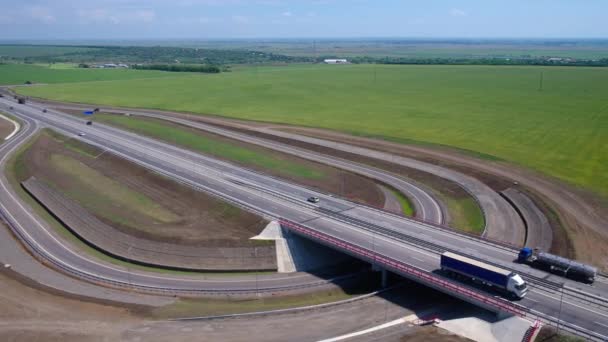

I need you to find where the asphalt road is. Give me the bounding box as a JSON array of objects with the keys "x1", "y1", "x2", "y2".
[{"x1": 1, "y1": 99, "x2": 607, "y2": 340}]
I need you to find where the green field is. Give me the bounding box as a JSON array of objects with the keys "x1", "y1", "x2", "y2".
[
  {"x1": 0, "y1": 63, "x2": 176, "y2": 85},
  {"x1": 18, "y1": 64, "x2": 608, "y2": 196}
]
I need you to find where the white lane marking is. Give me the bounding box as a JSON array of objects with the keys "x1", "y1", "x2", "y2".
[
  {"x1": 410, "y1": 256, "x2": 424, "y2": 263},
  {"x1": 525, "y1": 298, "x2": 539, "y2": 303},
  {"x1": 0, "y1": 113, "x2": 20, "y2": 140},
  {"x1": 595, "y1": 321, "x2": 608, "y2": 329},
  {"x1": 318, "y1": 315, "x2": 416, "y2": 342},
  {"x1": 533, "y1": 290, "x2": 608, "y2": 319}
]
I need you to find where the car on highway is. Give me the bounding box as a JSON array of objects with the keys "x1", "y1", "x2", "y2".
[
  {"x1": 78, "y1": 132, "x2": 86, "y2": 137},
  {"x1": 42, "y1": 108, "x2": 47, "y2": 113},
  {"x1": 86, "y1": 121, "x2": 93, "y2": 125},
  {"x1": 307, "y1": 196, "x2": 320, "y2": 203}
]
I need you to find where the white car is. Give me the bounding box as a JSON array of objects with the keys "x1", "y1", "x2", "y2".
[
  {"x1": 78, "y1": 132, "x2": 86, "y2": 137},
  {"x1": 307, "y1": 196, "x2": 320, "y2": 203}
]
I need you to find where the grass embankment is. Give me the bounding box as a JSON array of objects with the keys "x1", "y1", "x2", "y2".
[
  {"x1": 0, "y1": 63, "x2": 176, "y2": 85},
  {"x1": 20, "y1": 64, "x2": 608, "y2": 197},
  {"x1": 388, "y1": 187, "x2": 415, "y2": 216},
  {"x1": 444, "y1": 197, "x2": 485, "y2": 234},
  {"x1": 95, "y1": 114, "x2": 325, "y2": 180},
  {"x1": 5, "y1": 130, "x2": 269, "y2": 276},
  {"x1": 49, "y1": 154, "x2": 178, "y2": 225}
]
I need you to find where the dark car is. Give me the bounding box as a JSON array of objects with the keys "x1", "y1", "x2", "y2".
[
  {"x1": 86, "y1": 121, "x2": 93, "y2": 125},
  {"x1": 42, "y1": 108, "x2": 47, "y2": 113},
  {"x1": 307, "y1": 196, "x2": 320, "y2": 203}
]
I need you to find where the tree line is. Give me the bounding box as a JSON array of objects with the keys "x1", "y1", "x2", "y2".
[{"x1": 130, "y1": 64, "x2": 221, "y2": 73}]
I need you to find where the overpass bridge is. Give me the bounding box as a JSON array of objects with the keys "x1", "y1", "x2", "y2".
[
  {"x1": 1, "y1": 98, "x2": 608, "y2": 340},
  {"x1": 280, "y1": 219, "x2": 608, "y2": 341}
]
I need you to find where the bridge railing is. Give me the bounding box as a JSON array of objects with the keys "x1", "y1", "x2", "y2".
[{"x1": 279, "y1": 218, "x2": 527, "y2": 317}]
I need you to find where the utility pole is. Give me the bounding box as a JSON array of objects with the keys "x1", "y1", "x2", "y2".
[
  {"x1": 556, "y1": 283, "x2": 564, "y2": 336},
  {"x1": 374, "y1": 65, "x2": 377, "y2": 84}
]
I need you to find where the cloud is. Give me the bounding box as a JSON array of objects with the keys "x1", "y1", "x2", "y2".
[
  {"x1": 282, "y1": 11, "x2": 293, "y2": 17},
  {"x1": 450, "y1": 8, "x2": 467, "y2": 17},
  {"x1": 26, "y1": 6, "x2": 56, "y2": 23},
  {"x1": 134, "y1": 9, "x2": 156, "y2": 22},
  {"x1": 76, "y1": 8, "x2": 156, "y2": 24},
  {"x1": 231, "y1": 15, "x2": 249, "y2": 23}
]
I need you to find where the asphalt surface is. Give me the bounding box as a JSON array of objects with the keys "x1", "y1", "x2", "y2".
[{"x1": 1, "y1": 99, "x2": 607, "y2": 340}]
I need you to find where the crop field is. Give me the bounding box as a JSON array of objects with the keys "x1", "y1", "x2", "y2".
[
  {"x1": 18, "y1": 64, "x2": 608, "y2": 196},
  {"x1": 0, "y1": 63, "x2": 175, "y2": 85},
  {"x1": 191, "y1": 40, "x2": 608, "y2": 59}
]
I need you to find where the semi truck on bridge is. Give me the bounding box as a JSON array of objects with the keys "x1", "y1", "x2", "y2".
[
  {"x1": 441, "y1": 252, "x2": 528, "y2": 299},
  {"x1": 518, "y1": 247, "x2": 597, "y2": 283}
]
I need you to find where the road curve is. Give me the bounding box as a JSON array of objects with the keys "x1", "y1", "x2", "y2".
[
  {"x1": 45, "y1": 102, "x2": 524, "y2": 246},
  {"x1": 0, "y1": 101, "x2": 364, "y2": 295},
  {"x1": 44, "y1": 103, "x2": 444, "y2": 225}
]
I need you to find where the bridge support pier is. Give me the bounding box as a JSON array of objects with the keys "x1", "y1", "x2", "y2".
[
  {"x1": 381, "y1": 269, "x2": 388, "y2": 288},
  {"x1": 372, "y1": 264, "x2": 388, "y2": 288}
]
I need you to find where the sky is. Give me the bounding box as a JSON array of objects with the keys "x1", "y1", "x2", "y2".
[{"x1": 0, "y1": 0, "x2": 606, "y2": 40}]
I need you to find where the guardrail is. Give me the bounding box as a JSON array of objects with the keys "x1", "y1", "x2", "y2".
[{"x1": 279, "y1": 218, "x2": 527, "y2": 317}]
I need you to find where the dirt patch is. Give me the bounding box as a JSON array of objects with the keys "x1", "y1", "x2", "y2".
[
  {"x1": 535, "y1": 326, "x2": 585, "y2": 342},
  {"x1": 23, "y1": 178, "x2": 276, "y2": 271},
  {"x1": 0, "y1": 114, "x2": 15, "y2": 140},
  {"x1": 0, "y1": 267, "x2": 141, "y2": 342},
  {"x1": 17, "y1": 130, "x2": 268, "y2": 247},
  {"x1": 399, "y1": 326, "x2": 473, "y2": 342}
]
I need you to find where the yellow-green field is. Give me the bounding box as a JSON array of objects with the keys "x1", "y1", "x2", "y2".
[{"x1": 16, "y1": 64, "x2": 608, "y2": 196}]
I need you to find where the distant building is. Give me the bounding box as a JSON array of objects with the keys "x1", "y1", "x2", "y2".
[{"x1": 324, "y1": 59, "x2": 348, "y2": 64}]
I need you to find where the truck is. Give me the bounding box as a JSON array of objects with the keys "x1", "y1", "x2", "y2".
[
  {"x1": 17, "y1": 97, "x2": 26, "y2": 104},
  {"x1": 441, "y1": 252, "x2": 528, "y2": 299},
  {"x1": 518, "y1": 247, "x2": 597, "y2": 283}
]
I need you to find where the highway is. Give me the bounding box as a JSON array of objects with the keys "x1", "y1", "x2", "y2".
[
  {"x1": 1, "y1": 98, "x2": 608, "y2": 340},
  {"x1": 47, "y1": 102, "x2": 525, "y2": 246}
]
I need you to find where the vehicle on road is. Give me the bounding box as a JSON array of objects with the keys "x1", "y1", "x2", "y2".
[
  {"x1": 42, "y1": 108, "x2": 47, "y2": 113},
  {"x1": 518, "y1": 247, "x2": 597, "y2": 283},
  {"x1": 17, "y1": 97, "x2": 26, "y2": 104},
  {"x1": 441, "y1": 252, "x2": 528, "y2": 299},
  {"x1": 307, "y1": 196, "x2": 320, "y2": 203},
  {"x1": 86, "y1": 121, "x2": 92, "y2": 126},
  {"x1": 78, "y1": 132, "x2": 86, "y2": 137}
]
